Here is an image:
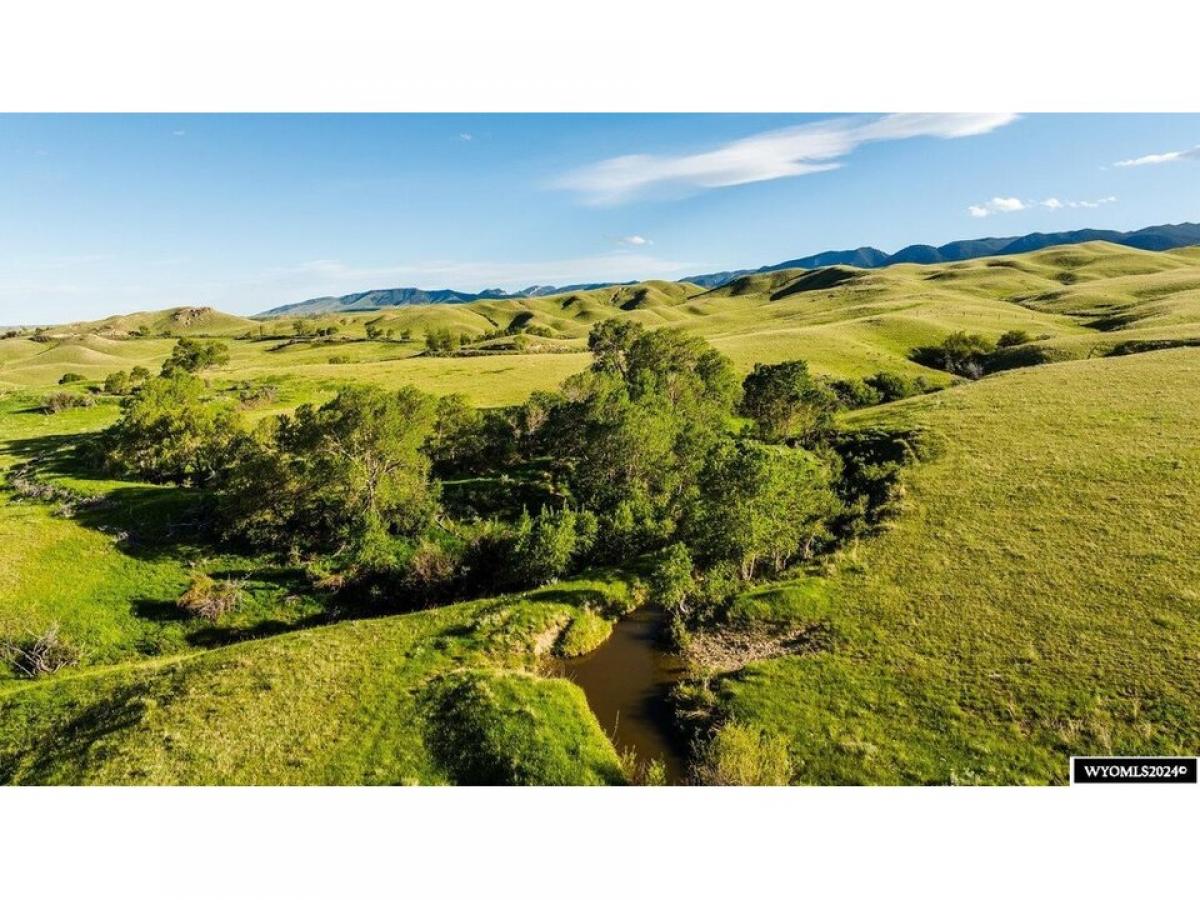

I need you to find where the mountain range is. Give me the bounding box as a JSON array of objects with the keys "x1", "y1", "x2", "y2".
[{"x1": 256, "y1": 221, "x2": 1200, "y2": 316}]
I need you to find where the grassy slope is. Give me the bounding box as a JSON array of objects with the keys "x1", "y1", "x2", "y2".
[
  {"x1": 0, "y1": 576, "x2": 632, "y2": 785},
  {"x1": 715, "y1": 349, "x2": 1200, "y2": 784},
  {"x1": 3, "y1": 240, "x2": 1200, "y2": 784},
  {"x1": 0, "y1": 394, "x2": 329, "y2": 669},
  {"x1": 10, "y1": 242, "x2": 1200, "y2": 403}
]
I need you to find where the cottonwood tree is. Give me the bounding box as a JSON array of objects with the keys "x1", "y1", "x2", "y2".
[
  {"x1": 548, "y1": 324, "x2": 739, "y2": 554},
  {"x1": 218, "y1": 385, "x2": 438, "y2": 555},
  {"x1": 739, "y1": 360, "x2": 838, "y2": 445},
  {"x1": 160, "y1": 337, "x2": 230, "y2": 375},
  {"x1": 688, "y1": 440, "x2": 839, "y2": 578},
  {"x1": 104, "y1": 373, "x2": 241, "y2": 485}
]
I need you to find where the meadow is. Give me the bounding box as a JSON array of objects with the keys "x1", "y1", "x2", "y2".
[{"x1": 1, "y1": 240, "x2": 1198, "y2": 784}]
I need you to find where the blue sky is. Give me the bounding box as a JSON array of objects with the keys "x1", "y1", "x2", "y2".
[{"x1": 2, "y1": 113, "x2": 1198, "y2": 324}]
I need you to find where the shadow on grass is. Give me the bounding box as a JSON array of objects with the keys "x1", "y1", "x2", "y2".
[{"x1": 3, "y1": 683, "x2": 153, "y2": 784}]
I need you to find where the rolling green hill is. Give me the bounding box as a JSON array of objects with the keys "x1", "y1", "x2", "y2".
[
  {"x1": 8, "y1": 241, "x2": 1200, "y2": 404},
  {"x1": 712, "y1": 348, "x2": 1200, "y2": 784},
  {"x1": 2, "y1": 239, "x2": 1199, "y2": 784}
]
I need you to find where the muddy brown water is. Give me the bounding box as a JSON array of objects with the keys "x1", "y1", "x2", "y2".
[{"x1": 554, "y1": 605, "x2": 690, "y2": 784}]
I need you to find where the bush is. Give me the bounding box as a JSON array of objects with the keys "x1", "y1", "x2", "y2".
[
  {"x1": 1, "y1": 624, "x2": 81, "y2": 678},
  {"x1": 58, "y1": 372, "x2": 86, "y2": 385},
  {"x1": 693, "y1": 722, "x2": 794, "y2": 785},
  {"x1": 103, "y1": 370, "x2": 131, "y2": 395},
  {"x1": 176, "y1": 573, "x2": 244, "y2": 621},
  {"x1": 41, "y1": 392, "x2": 94, "y2": 414},
  {"x1": 913, "y1": 332, "x2": 995, "y2": 378},
  {"x1": 327, "y1": 354, "x2": 352, "y2": 364},
  {"x1": 828, "y1": 377, "x2": 882, "y2": 410},
  {"x1": 863, "y1": 371, "x2": 931, "y2": 403},
  {"x1": 997, "y1": 329, "x2": 1033, "y2": 348}
]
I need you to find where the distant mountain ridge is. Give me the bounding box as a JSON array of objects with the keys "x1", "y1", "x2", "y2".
[
  {"x1": 258, "y1": 281, "x2": 634, "y2": 317},
  {"x1": 257, "y1": 222, "x2": 1200, "y2": 316},
  {"x1": 681, "y1": 222, "x2": 1200, "y2": 288}
]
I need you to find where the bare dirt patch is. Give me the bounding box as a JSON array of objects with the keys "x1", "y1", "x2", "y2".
[{"x1": 685, "y1": 623, "x2": 830, "y2": 673}]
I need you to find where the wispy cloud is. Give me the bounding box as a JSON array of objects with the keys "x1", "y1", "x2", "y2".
[
  {"x1": 968, "y1": 195, "x2": 1116, "y2": 217},
  {"x1": 615, "y1": 235, "x2": 651, "y2": 247},
  {"x1": 172, "y1": 129, "x2": 186, "y2": 137},
  {"x1": 555, "y1": 113, "x2": 1018, "y2": 205},
  {"x1": 968, "y1": 197, "x2": 1026, "y2": 217},
  {"x1": 1114, "y1": 145, "x2": 1200, "y2": 167},
  {"x1": 458, "y1": 132, "x2": 474, "y2": 142}
]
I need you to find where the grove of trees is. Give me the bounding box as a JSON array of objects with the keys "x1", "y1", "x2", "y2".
[{"x1": 98, "y1": 320, "x2": 915, "y2": 634}]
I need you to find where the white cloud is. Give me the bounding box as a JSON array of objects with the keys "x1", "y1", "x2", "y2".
[
  {"x1": 172, "y1": 129, "x2": 186, "y2": 137},
  {"x1": 555, "y1": 112, "x2": 1017, "y2": 205},
  {"x1": 1114, "y1": 146, "x2": 1200, "y2": 167},
  {"x1": 616, "y1": 235, "x2": 651, "y2": 246},
  {"x1": 968, "y1": 195, "x2": 1116, "y2": 217},
  {"x1": 458, "y1": 132, "x2": 474, "y2": 142},
  {"x1": 968, "y1": 196, "x2": 1026, "y2": 217}
]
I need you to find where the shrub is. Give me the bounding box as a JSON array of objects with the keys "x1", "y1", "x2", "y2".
[
  {"x1": 404, "y1": 540, "x2": 461, "y2": 598},
  {"x1": 103, "y1": 370, "x2": 131, "y2": 395},
  {"x1": 1, "y1": 624, "x2": 81, "y2": 678},
  {"x1": 863, "y1": 371, "x2": 931, "y2": 403},
  {"x1": 828, "y1": 377, "x2": 882, "y2": 410},
  {"x1": 176, "y1": 573, "x2": 245, "y2": 621},
  {"x1": 693, "y1": 722, "x2": 794, "y2": 785},
  {"x1": 913, "y1": 331, "x2": 995, "y2": 378},
  {"x1": 327, "y1": 354, "x2": 352, "y2": 364},
  {"x1": 41, "y1": 392, "x2": 94, "y2": 413},
  {"x1": 997, "y1": 329, "x2": 1033, "y2": 348},
  {"x1": 59, "y1": 371, "x2": 86, "y2": 385}
]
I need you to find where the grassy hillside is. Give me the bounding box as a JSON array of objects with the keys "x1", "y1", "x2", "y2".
[
  {"x1": 3, "y1": 239, "x2": 1199, "y2": 785},
  {"x1": 711, "y1": 349, "x2": 1200, "y2": 784},
  {"x1": 5, "y1": 242, "x2": 1200, "y2": 405},
  {"x1": 0, "y1": 580, "x2": 629, "y2": 785}
]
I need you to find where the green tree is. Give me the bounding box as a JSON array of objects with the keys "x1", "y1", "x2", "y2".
[
  {"x1": 548, "y1": 325, "x2": 739, "y2": 554},
  {"x1": 425, "y1": 394, "x2": 486, "y2": 474},
  {"x1": 104, "y1": 373, "x2": 241, "y2": 485},
  {"x1": 510, "y1": 506, "x2": 595, "y2": 586},
  {"x1": 218, "y1": 385, "x2": 437, "y2": 554},
  {"x1": 103, "y1": 370, "x2": 131, "y2": 395},
  {"x1": 689, "y1": 440, "x2": 839, "y2": 578},
  {"x1": 160, "y1": 337, "x2": 230, "y2": 375},
  {"x1": 739, "y1": 360, "x2": 838, "y2": 445},
  {"x1": 58, "y1": 372, "x2": 85, "y2": 385},
  {"x1": 649, "y1": 543, "x2": 697, "y2": 618}
]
